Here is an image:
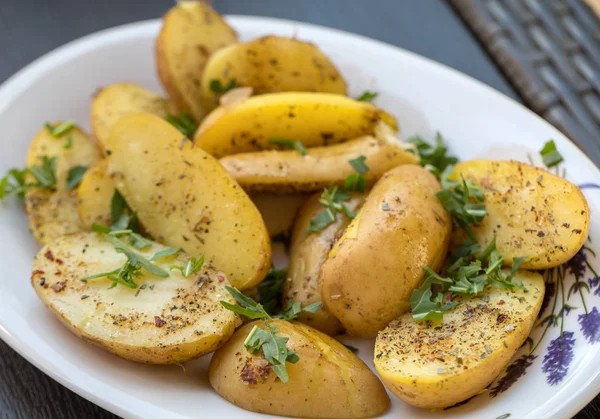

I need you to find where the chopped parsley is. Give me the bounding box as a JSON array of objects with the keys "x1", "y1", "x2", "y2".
[
  {"x1": 348, "y1": 155, "x2": 369, "y2": 174},
  {"x1": 268, "y1": 138, "x2": 308, "y2": 156},
  {"x1": 407, "y1": 133, "x2": 458, "y2": 179},
  {"x1": 257, "y1": 267, "x2": 287, "y2": 315},
  {"x1": 356, "y1": 91, "x2": 378, "y2": 102},
  {"x1": 0, "y1": 156, "x2": 58, "y2": 200},
  {"x1": 209, "y1": 78, "x2": 238, "y2": 94},
  {"x1": 165, "y1": 113, "x2": 197, "y2": 139},
  {"x1": 66, "y1": 165, "x2": 88, "y2": 190},
  {"x1": 540, "y1": 140, "x2": 563, "y2": 168},
  {"x1": 45, "y1": 121, "x2": 75, "y2": 138},
  {"x1": 29, "y1": 156, "x2": 57, "y2": 189},
  {"x1": 220, "y1": 286, "x2": 321, "y2": 383},
  {"x1": 170, "y1": 254, "x2": 205, "y2": 277}
]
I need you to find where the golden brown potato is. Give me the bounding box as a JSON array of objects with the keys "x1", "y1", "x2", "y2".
[
  {"x1": 77, "y1": 160, "x2": 113, "y2": 229},
  {"x1": 320, "y1": 165, "x2": 451, "y2": 338},
  {"x1": 156, "y1": 1, "x2": 238, "y2": 121},
  {"x1": 106, "y1": 113, "x2": 271, "y2": 290},
  {"x1": 250, "y1": 193, "x2": 308, "y2": 237},
  {"x1": 209, "y1": 319, "x2": 390, "y2": 418},
  {"x1": 91, "y1": 83, "x2": 170, "y2": 153},
  {"x1": 283, "y1": 193, "x2": 366, "y2": 336},
  {"x1": 201, "y1": 35, "x2": 347, "y2": 110},
  {"x1": 375, "y1": 270, "x2": 545, "y2": 408},
  {"x1": 25, "y1": 123, "x2": 101, "y2": 244},
  {"x1": 451, "y1": 160, "x2": 590, "y2": 269},
  {"x1": 194, "y1": 92, "x2": 398, "y2": 158},
  {"x1": 220, "y1": 124, "x2": 419, "y2": 193},
  {"x1": 32, "y1": 232, "x2": 238, "y2": 364}
]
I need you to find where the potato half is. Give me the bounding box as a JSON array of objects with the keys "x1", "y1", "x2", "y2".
[
  {"x1": 283, "y1": 193, "x2": 366, "y2": 336},
  {"x1": 25, "y1": 124, "x2": 101, "y2": 244},
  {"x1": 77, "y1": 160, "x2": 113, "y2": 229},
  {"x1": 320, "y1": 165, "x2": 451, "y2": 338},
  {"x1": 194, "y1": 92, "x2": 398, "y2": 158},
  {"x1": 209, "y1": 319, "x2": 390, "y2": 418},
  {"x1": 452, "y1": 160, "x2": 590, "y2": 269},
  {"x1": 201, "y1": 35, "x2": 347, "y2": 110},
  {"x1": 220, "y1": 125, "x2": 419, "y2": 193},
  {"x1": 32, "y1": 232, "x2": 238, "y2": 364},
  {"x1": 91, "y1": 83, "x2": 170, "y2": 153},
  {"x1": 106, "y1": 113, "x2": 271, "y2": 290},
  {"x1": 375, "y1": 270, "x2": 545, "y2": 408},
  {"x1": 156, "y1": 1, "x2": 238, "y2": 121}
]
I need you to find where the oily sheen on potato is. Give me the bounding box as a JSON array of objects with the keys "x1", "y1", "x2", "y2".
[
  {"x1": 209, "y1": 320, "x2": 390, "y2": 418},
  {"x1": 201, "y1": 35, "x2": 347, "y2": 110},
  {"x1": 156, "y1": 1, "x2": 238, "y2": 121},
  {"x1": 452, "y1": 160, "x2": 590, "y2": 269},
  {"x1": 220, "y1": 125, "x2": 419, "y2": 193},
  {"x1": 105, "y1": 113, "x2": 271, "y2": 290},
  {"x1": 194, "y1": 92, "x2": 399, "y2": 158},
  {"x1": 32, "y1": 232, "x2": 238, "y2": 364},
  {"x1": 283, "y1": 193, "x2": 366, "y2": 336},
  {"x1": 25, "y1": 124, "x2": 101, "y2": 245},
  {"x1": 320, "y1": 165, "x2": 451, "y2": 338},
  {"x1": 77, "y1": 160, "x2": 113, "y2": 229},
  {"x1": 375, "y1": 270, "x2": 545, "y2": 408}
]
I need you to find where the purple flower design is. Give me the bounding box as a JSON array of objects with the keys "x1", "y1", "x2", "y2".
[
  {"x1": 579, "y1": 307, "x2": 600, "y2": 344},
  {"x1": 567, "y1": 250, "x2": 587, "y2": 279},
  {"x1": 489, "y1": 354, "x2": 537, "y2": 397},
  {"x1": 589, "y1": 277, "x2": 600, "y2": 297},
  {"x1": 542, "y1": 332, "x2": 575, "y2": 385},
  {"x1": 539, "y1": 281, "x2": 556, "y2": 318}
]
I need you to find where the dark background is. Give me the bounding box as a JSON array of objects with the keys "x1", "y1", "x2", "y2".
[{"x1": 0, "y1": 0, "x2": 595, "y2": 418}]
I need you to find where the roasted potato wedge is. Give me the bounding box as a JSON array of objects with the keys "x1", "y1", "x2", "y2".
[
  {"x1": 451, "y1": 160, "x2": 590, "y2": 269},
  {"x1": 209, "y1": 319, "x2": 390, "y2": 418},
  {"x1": 32, "y1": 232, "x2": 238, "y2": 364},
  {"x1": 91, "y1": 83, "x2": 170, "y2": 153},
  {"x1": 106, "y1": 113, "x2": 271, "y2": 290},
  {"x1": 250, "y1": 193, "x2": 308, "y2": 237},
  {"x1": 201, "y1": 35, "x2": 347, "y2": 110},
  {"x1": 156, "y1": 1, "x2": 238, "y2": 121},
  {"x1": 320, "y1": 165, "x2": 451, "y2": 338},
  {"x1": 25, "y1": 124, "x2": 101, "y2": 244},
  {"x1": 194, "y1": 92, "x2": 398, "y2": 158},
  {"x1": 77, "y1": 160, "x2": 113, "y2": 229},
  {"x1": 220, "y1": 124, "x2": 419, "y2": 193},
  {"x1": 283, "y1": 193, "x2": 366, "y2": 336},
  {"x1": 375, "y1": 270, "x2": 545, "y2": 408}
]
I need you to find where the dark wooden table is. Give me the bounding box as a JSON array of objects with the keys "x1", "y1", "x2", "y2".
[{"x1": 0, "y1": 0, "x2": 597, "y2": 418}]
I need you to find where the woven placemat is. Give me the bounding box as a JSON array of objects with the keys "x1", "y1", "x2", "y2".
[{"x1": 451, "y1": 0, "x2": 600, "y2": 165}]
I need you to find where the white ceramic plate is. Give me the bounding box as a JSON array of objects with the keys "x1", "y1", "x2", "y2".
[{"x1": 1, "y1": 16, "x2": 600, "y2": 419}]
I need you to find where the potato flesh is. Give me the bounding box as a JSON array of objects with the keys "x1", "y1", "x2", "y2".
[
  {"x1": 320, "y1": 165, "x2": 451, "y2": 338},
  {"x1": 91, "y1": 83, "x2": 169, "y2": 153},
  {"x1": 201, "y1": 35, "x2": 347, "y2": 110},
  {"x1": 209, "y1": 320, "x2": 390, "y2": 418},
  {"x1": 250, "y1": 193, "x2": 308, "y2": 237},
  {"x1": 193, "y1": 92, "x2": 399, "y2": 158},
  {"x1": 106, "y1": 113, "x2": 271, "y2": 290},
  {"x1": 32, "y1": 232, "x2": 238, "y2": 364},
  {"x1": 452, "y1": 160, "x2": 590, "y2": 269},
  {"x1": 220, "y1": 133, "x2": 419, "y2": 193},
  {"x1": 77, "y1": 160, "x2": 113, "y2": 229},
  {"x1": 156, "y1": 1, "x2": 238, "y2": 121},
  {"x1": 25, "y1": 124, "x2": 101, "y2": 244},
  {"x1": 375, "y1": 270, "x2": 545, "y2": 408},
  {"x1": 284, "y1": 193, "x2": 366, "y2": 335}
]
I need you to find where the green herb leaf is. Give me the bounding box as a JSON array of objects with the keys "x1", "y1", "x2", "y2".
[
  {"x1": 348, "y1": 155, "x2": 369, "y2": 174},
  {"x1": 356, "y1": 91, "x2": 378, "y2": 102},
  {"x1": 257, "y1": 267, "x2": 287, "y2": 315},
  {"x1": 170, "y1": 254, "x2": 205, "y2": 277},
  {"x1": 540, "y1": 140, "x2": 563, "y2": 168},
  {"x1": 29, "y1": 156, "x2": 57, "y2": 189},
  {"x1": 64, "y1": 134, "x2": 73, "y2": 149},
  {"x1": 165, "y1": 113, "x2": 197, "y2": 138},
  {"x1": 66, "y1": 165, "x2": 88, "y2": 190},
  {"x1": 151, "y1": 247, "x2": 182, "y2": 261},
  {"x1": 407, "y1": 133, "x2": 458, "y2": 179},
  {"x1": 220, "y1": 286, "x2": 270, "y2": 319},
  {"x1": 343, "y1": 173, "x2": 367, "y2": 193},
  {"x1": 45, "y1": 121, "x2": 75, "y2": 138},
  {"x1": 268, "y1": 138, "x2": 308, "y2": 156},
  {"x1": 307, "y1": 208, "x2": 336, "y2": 233},
  {"x1": 209, "y1": 79, "x2": 238, "y2": 94}
]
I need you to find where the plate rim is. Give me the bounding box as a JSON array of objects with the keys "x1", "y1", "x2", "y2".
[{"x1": 0, "y1": 15, "x2": 599, "y2": 419}]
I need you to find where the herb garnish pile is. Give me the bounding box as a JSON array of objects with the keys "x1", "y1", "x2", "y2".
[{"x1": 165, "y1": 113, "x2": 198, "y2": 139}]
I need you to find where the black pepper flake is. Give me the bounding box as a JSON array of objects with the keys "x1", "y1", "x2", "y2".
[
  {"x1": 537, "y1": 231, "x2": 545, "y2": 237},
  {"x1": 81, "y1": 295, "x2": 89, "y2": 300},
  {"x1": 40, "y1": 278, "x2": 46, "y2": 286}
]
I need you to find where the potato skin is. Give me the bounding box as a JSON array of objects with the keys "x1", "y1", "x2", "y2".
[
  {"x1": 283, "y1": 193, "x2": 366, "y2": 336},
  {"x1": 32, "y1": 232, "x2": 238, "y2": 364},
  {"x1": 320, "y1": 165, "x2": 451, "y2": 338},
  {"x1": 452, "y1": 160, "x2": 590, "y2": 269},
  {"x1": 209, "y1": 320, "x2": 390, "y2": 418},
  {"x1": 91, "y1": 83, "x2": 169, "y2": 153},
  {"x1": 25, "y1": 124, "x2": 101, "y2": 244},
  {"x1": 201, "y1": 35, "x2": 347, "y2": 110},
  {"x1": 106, "y1": 113, "x2": 271, "y2": 290},
  {"x1": 375, "y1": 270, "x2": 545, "y2": 408},
  {"x1": 77, "y1": 160, "x2": 113, "y2": 229},
  {"x1": 250, "y1": 193, "x2": 308, "y2": 237},
  {"x1": 156, "y1": 1, "x2": 238, "y2": 121},
  {"x1": 194, "y1": 92, "x2": 398, "y2": 158},
  {"x1": 220, "y1": 131, "x2": 419, "y2": 193}
]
